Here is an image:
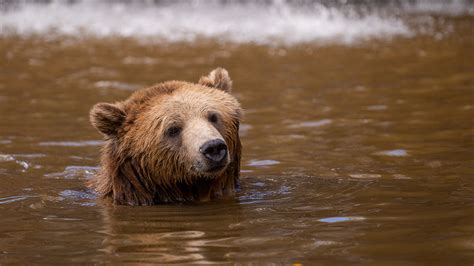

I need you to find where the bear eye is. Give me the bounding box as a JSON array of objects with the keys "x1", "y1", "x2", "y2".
[
  {"x1": 166, "y1": 126, "x2": 181, "y2": 138},
  {"x1": 208, "y1": 112, "x2": 219, "y2": 123}
]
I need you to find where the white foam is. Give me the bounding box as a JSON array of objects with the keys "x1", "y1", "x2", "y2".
[{"x1": 0, "y1": 1, "x2": 413, "y2": 44}]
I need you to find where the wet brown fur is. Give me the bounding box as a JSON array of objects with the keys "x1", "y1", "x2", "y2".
[{"x1": 88, "y1": 68, "x2": 242, "y2": 205}]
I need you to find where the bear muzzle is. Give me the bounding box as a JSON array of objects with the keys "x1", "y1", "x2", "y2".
[{"x1": 199, "y1": 139, "x2": 229, "y2": 173}]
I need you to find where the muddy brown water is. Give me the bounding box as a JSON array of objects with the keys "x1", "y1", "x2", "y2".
[{"x1": 1, "y1": 17, "x2": 473, "y2": 264}]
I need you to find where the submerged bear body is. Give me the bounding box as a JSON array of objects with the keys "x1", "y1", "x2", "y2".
[{"x1": 88, "y1": 68, "x2": 242, "y2": 205}]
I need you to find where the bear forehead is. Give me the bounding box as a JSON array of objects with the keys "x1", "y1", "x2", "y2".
[{"x1": 148, "y1": 85, "x2": 240, "y2": 118}]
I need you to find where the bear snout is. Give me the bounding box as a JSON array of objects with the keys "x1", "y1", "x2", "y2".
[{"x1": 199, "y1": 139, "x2": 228, "y2": 171}]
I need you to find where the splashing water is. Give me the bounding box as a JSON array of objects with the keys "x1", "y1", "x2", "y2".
[{"x1": 0, "y1": 0, "x2": 416, "y2": 44}]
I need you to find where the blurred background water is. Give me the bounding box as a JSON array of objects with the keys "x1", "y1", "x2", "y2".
[
  {"x1": 1, "y1": 0, "x2": 473, "y2": 44},
  {"x1": 0, "y1": 0, "x2": 473, "y2": 264}
]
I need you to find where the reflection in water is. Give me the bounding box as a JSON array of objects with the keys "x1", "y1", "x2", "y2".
[
  {"x1": 99, "y1": 201, "x2": 245, "y2": 263},
  {"x1": 0, "y1": 1, "x2": 473, "y2": 264}
]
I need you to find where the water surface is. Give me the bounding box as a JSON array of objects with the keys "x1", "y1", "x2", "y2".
[{"x1": 0, "y1": 1, "x2": 473, "y2": 264}]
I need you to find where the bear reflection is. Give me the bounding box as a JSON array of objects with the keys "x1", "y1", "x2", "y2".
[{"x1": 99, "y1": 199, "x2": 244, "y2": 263}]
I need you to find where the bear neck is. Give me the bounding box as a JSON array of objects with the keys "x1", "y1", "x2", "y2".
[{"x1": 112, "y1": 160, "x2": 239, "y2": 205}]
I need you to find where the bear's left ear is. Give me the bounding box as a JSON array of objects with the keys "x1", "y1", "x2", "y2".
[{"x1": 198, "y1": 67, "x2": 232, "y2": 92}]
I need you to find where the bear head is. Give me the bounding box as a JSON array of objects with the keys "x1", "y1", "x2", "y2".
[{"x1": 88, "y1": 68, "x2": 242, "y2": 205}]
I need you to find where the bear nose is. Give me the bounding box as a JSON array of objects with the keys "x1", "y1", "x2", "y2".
[{"x1": 200, "y1": 139, "x2": 228, "y2": 163}]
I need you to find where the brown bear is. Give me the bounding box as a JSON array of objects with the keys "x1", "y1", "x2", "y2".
[{"x1": 88, "y1": 68, "x2": 242, "y2": 205}]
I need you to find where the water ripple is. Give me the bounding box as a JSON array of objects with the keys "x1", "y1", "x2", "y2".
[
  {"x1": 0, "y1": 154, "x2": 14, "y2": 162},
  {"x1": 0, "y1": 154, "x2": 32, "y2": 171},
  {"x1": 374, "y1": 149, "x2": 409, "y2": 157},
  {"x1": 94, "y1": 80, "x2": 141, "y2": 91},
  {"x1": 38, "y1": 140, "x2": 104, "y2": 147},
  {"x1": 289, "y1": 119, "x2": 332, "y2": 128},
  {"x1": 247, "y1": 160, "x2": 280, "y2": 167},
  {"x1": 0, "y1": 195, "x2": 32, "y2": 205},
  {"x1": 44, "y1": 166, "x2": 99, "y2": 179},
  {"x1": 318, "y1": 216, "x2": 366, "y2": 223}
]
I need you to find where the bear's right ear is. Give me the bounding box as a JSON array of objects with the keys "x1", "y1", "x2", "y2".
[
  {"x1": 90, "y1": 103, "x2": 126, "y2": 137},
  {"x1": 198, "y1": 67, "x2": 232, "y2": 92}
]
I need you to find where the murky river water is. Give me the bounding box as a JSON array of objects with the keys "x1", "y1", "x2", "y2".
[{"x1": 1, "y1": 1, "x2": 473, "y2": 264}]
